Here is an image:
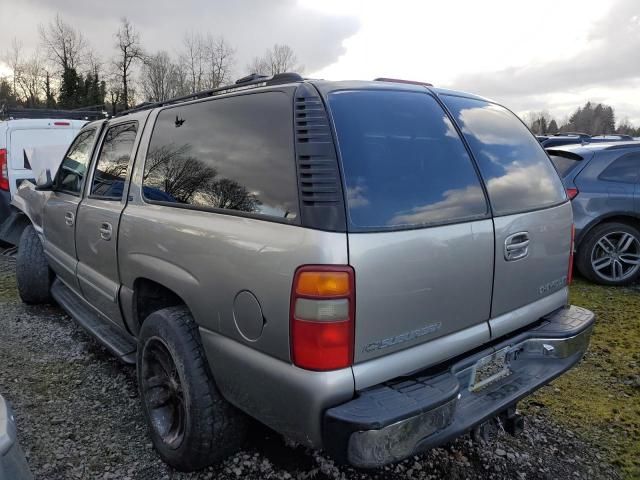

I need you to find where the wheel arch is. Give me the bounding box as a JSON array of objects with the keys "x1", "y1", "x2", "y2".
[
  {"x1": 122, "y1": 276, "x2": 194, "y2": 336},
  {"x1": 576, "y1": 213, "x2": 640, "y2": 249}
]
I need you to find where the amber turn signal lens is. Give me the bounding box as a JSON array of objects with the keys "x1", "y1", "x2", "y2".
[{"x1": 295, "y1": 271, "x2": 350, "y2": 297}]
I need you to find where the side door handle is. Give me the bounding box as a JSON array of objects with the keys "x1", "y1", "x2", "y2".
[
  {"x1": 99, "y1": 222, "x2": 113, "y2": 241},
  {"x1": 504, "y1": 232, "x2": 530, "y2": 261},
  {"x1": 64, "y1": 211, "x2": 75, "y2": 226}
]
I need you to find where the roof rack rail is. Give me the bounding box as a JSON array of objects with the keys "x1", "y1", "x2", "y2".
[
  {"x1": 552, "y1": 132, "x2": 590, "y2": 138},
  {"x1": 374, "y1": 77, "x2": 434, "y2": 87},
  {"x1": 117, "y1": 72, "x2": 304, "y2": 117},
  {"x1": 0, "y1": 107, "x2": 107, "y2": 121}
]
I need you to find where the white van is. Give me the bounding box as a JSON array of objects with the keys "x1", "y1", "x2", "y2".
[{"x1": 0, "y1": 118, "x2": 86, "y2": 243}]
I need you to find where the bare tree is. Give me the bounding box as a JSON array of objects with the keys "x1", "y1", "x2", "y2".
[
  {"x1": 203, "y1": 35, "x2": 235, "y2": 89},
  {"x1": 141, "y1": 51, "x2": 181, "y2": 102},
  {"x1": 248, "y1": 44, "x2": 302, "y2": 76},
  {"x1": 114, "y1": 17, "x2": 143, "y2": 110},
  {"x1": 39, "y1": 14, "x2": 86, "y2": 72},
  {"x1": 16, "y1": 51, "x2": 44, "y2": 107},
  {"x1": 4, "y1": 38, "x2": 23, "y2": 95},
  {"x1": 181, "y1": 32, "x2": 205, "y2": 93}
]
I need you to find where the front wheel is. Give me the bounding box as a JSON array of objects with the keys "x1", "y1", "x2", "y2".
[
  {"x1": 137, "y1": 306, "x2": 247, "y2": 471},
  {"x1": 576, "y1": 222, "x2": 640, "y2": 286},
  {"x1": 16, "y1": 225, "x2": 53, "y2": 304}
]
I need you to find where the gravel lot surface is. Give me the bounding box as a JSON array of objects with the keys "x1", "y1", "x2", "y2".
[{"x1": 0, "y1": 257, "x2": 622, "y2": 480}]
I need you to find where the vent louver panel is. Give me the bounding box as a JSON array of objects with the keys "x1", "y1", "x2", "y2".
[{"x1": 294, "y1": 83, "x2": 346, "y2": 232}]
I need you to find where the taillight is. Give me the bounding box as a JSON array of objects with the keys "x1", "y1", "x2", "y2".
[
  {"x1": 0, "y1": 149, "x2": 9, "y2": 191},
  {"x1": 566, "y1": 187, "x2": 579, "y2": 200},
  {"x1": 568, "y1": 224, "x2": 575, "y2": 285},
  {"x1": 53, "y1": 121, "x2": 70, "y2": 126},
  {"x1": 290, "y1": 265, "x2": 355, "y2": 371}
]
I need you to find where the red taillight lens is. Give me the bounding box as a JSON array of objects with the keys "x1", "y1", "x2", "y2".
[
  {"x1": 566, "y1": 187, "x2": 579, "y2": 200},
  {"x1": 568, "y1": 224, "x2": 575, "y2": 285},
  {"x1": 290, "y1": 265, "x2": 355, "y2": 371},
  {"x1": 53, "y1": 121, "x2": 70, "y2": 126},
  {"x1": 0, "y1": 149, "x2": 9, "y2": 191}
]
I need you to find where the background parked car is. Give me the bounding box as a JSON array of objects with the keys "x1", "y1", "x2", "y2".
[
  {"x1": 538, "y1": 133, "x2": 632, "y2": 148},
  {"x1": 547, "y1": 141, "x2": 640, "y2": 285},
  {"x1": 0, "y1": 109, "x2": 106, "y2": 245}
]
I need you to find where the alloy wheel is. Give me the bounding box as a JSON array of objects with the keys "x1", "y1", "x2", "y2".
[{"x1": 590, "y1": 231, "x2": 640, "y2": 283}]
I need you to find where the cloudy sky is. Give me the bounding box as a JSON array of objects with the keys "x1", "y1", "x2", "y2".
[{"x1": 1, "y1": 0, "x2": 639, "y2": 124}]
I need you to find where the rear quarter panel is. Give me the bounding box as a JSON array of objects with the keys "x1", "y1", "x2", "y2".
[{"x1": 118, "y1": 199, "x2": 348, "y2": 362}]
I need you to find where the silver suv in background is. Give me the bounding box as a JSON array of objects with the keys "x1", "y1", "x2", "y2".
[{"x1": 13, "y1": 74, "x2": 594, "y2": 471}]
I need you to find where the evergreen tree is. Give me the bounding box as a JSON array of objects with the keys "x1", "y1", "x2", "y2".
[
  {"x1": 547, "y1": 119, "x2": 559, "y2": 134},
  {"x1": 58, "y1": 66, "x2": 80, "y2": 108}
]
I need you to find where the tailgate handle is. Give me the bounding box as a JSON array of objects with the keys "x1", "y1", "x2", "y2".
[{"x1": 504, "y1": 232, "x2": 530, "y2": 261}]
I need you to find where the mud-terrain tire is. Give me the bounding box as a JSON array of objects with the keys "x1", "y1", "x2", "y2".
[
  {"x1": 137, "y1": 306, "x2": 247, "y2": 471},
  {"x1": 16, "y1": 224, "x2": 53, "y2": 304},
  {"x1": 576, "y1": 222, "x2": 640, "y2": 286}
]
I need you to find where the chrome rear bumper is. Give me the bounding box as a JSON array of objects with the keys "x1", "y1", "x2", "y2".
[{"x1": 324, "y1": 305, "x2": 595, "y2": 468}]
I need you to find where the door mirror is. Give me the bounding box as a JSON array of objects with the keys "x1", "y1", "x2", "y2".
[{"x1": 35, "y1": 169, "x2": 54, "y2": 191}]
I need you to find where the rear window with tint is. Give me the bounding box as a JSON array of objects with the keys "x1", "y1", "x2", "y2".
[
  {"x1": 549, "y1": 152, "x2": 584, "y2": 177},
  {"x1": 442, "y1": 95, "x2": 566, "y2": 216},
  {"x1": 599, "y1": 152, "x2": 640, "y2": 183},
  {"x1": 328, "y1": 90, "x2": 488, "y2": 231}
]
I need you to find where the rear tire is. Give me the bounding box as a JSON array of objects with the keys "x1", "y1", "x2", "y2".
[
  {"x1": 576, "y1": 222, "x2": 640, "y2": 286},
  {"x1": 137, "y1": 306, "x2": 247, "y2": 471},
  {"x1": 16, "y1": 225, "x2": 53, "y2": 304}
]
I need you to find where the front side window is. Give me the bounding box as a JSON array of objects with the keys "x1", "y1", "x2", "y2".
[
  {"x1": 91, "y1": 122, "x2": 138, "y2": 199},
  {"x1": 599, "y1": 152, "x2": 640, "y2": 183},
  {"x1": 442, "y1": 95, "x2": 566, "y2": 216},
  {"x1": 56, "y1": 128, "x2": 96, "y2": 194},
  {"x1": 142, "y1": 92, "x2": 298, "y2": 220},
  {"x1": 328, "y1": 90, "x2": 488, "y2": 230}
]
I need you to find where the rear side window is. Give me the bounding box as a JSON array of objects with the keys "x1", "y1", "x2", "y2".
[
  {"x1": 442, "y1": 95, "x2": 566, "y2": 216},
  {"x1": 91, "y1": 122, "x2": 138, "y2": 199},
  {"x1": 328, "y1": 90, "x2": 488, "y2": 230},
  {"x1": 56, "y1": 128, "x2": 96, "y2": 195},
  {"x1": 548, "y1": 151, "x2": 584, "y2": 177},
  {"x1": 599, "y1": 152, "x2": 640, "y2": 183},
  {"x1": 143, "y1": 92, "x2": 298, "y2": 221}
]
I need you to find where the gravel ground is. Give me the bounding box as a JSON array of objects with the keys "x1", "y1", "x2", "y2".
[{"x1": 0, "y1": 257, "x2": 622, "y2": 480}]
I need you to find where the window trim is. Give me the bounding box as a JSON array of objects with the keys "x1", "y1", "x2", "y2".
[
  {"x1": 139, "y1": 90, "x2": 300, "y2": 225},
  {"x1": 53, "y1": 127, "x2": 100, "y2": 197},
  {"x1": 597, "y1": 151, "x2": 640, "y2": 184},
  {"x1": 87, "y1": 120, "x2": 139, "y2": 201},
  {"x1": 326, "y1": 88, "x2": 492, "y2": 233}
]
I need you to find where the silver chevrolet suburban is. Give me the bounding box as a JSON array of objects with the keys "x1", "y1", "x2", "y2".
[{"x1": 11, "y1": 73, "x2": 595, "y2": 471}]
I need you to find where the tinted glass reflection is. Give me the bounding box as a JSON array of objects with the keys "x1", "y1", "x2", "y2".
[
  {"x1": 329, "y1": 90, "x2": 487, "y2": 230},
  {"x1": 91, "y1": 122, "x2": 137, "y2": 199},
  {"x1": 599, "y1": 153, "x2": 640, "y2": 183},
  {"x1": 443, "y1": 95, "x2": 566, "y2": 216},
  {"x1": 57, "y1": 129, "x2": 96, "y2": 194},
  {"x1": 143, "y1": 92, "x2": 298, "y2": 220}
]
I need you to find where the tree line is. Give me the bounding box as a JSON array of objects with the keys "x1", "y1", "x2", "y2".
[
  {"x1": 525, "y1": 102, "x2": 640, "y2": 137},
  {"x1": 1, "y1": 14, "x2": 302, "y2": 115}
]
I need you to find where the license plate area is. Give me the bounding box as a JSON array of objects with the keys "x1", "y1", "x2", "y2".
[{"x1": 469, "y1": 346, "x2": 512, "y2": 392}]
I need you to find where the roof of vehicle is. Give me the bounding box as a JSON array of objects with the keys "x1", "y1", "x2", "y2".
[
  {"x1": 310, "y1": 80, "x2": 491, "y2": 102},
  {"x1": 0, "y1": 118, "x2": 87, "y2": 131},
  {"x1": 546, "y1": 141, "x2": 640, "y2": 156},
  {"x1": 117, "y1": 73, "x2": 494, "y2": 118}
]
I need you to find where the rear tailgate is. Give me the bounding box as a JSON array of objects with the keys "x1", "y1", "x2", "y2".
[
  {"x1": 9, "y1": 126, "x2": 76, "y2": 170},
  {"x1": 441, "y1": 95, "x2": 571, "y2": 337},
  {"x1": 327, "y1": 89, "x2": 495, "y2": 364}
]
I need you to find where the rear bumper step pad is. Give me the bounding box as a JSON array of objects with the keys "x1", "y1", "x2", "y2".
[{"x1": 323, "y1": 305, "x2": 595, "y2": 468}]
